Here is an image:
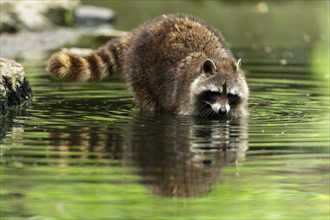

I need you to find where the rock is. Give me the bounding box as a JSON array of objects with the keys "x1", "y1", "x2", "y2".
[
  {"x1": 1, "y1": 27, "x2": 95, "y2": 60},
  {"x1": 0, "y1": 58, "x2": 32, "y2": 112},
  {"x1": 91, "y1": 28, "x2": 129, "y2": 45},
  {"x1": 74, "y1": 5, "x2": 116, "y2": 27},
  {"x1": 61, "y1": 47, "x2": 94, "y2": 56},
  {"x1": 55, "y1": 28, "x2": 128, "y2": 58},
  {"x1": 93, "y1": 29, "x2": 128, "y2": 38},
  {"x1": 0, "y1": 0, "x2": 79, "y2": 33}
]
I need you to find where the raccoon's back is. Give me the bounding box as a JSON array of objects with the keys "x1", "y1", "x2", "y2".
[
  {"x1": 124, "y1": 14, "x2": 234, "y2": 112},
  {"x1": 127, "y1": 14, "x2": 232, "y2": 66}
]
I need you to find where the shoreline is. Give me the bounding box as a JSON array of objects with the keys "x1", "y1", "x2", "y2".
[{"x1": 0, "y1": 27, "x2": 96, "y2": 60}]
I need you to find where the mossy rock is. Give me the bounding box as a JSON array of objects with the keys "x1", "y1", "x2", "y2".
[
  {"x1": 0, "y1": 58, "x2": 33, "y2": 114},
  {"x1": 0, "y1": 0, "x2": 79, "y2": 33}
]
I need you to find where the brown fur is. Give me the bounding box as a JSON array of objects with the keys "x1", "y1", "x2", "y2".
[
  {"x1": 47, "y1": 14, "x2": 248, "y2": 117},
  {"x1": 47, "y1": 36, "x2": 130, "y2": 81}
]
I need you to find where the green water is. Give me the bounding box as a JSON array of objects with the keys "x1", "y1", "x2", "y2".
[{"x1": 1, "y1": 1, "x2": 329, "y2": 220}]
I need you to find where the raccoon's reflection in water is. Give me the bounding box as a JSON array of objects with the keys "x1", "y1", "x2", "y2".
[{"x1": 49, "y1": 113, "x2": 248, "y2": 197}]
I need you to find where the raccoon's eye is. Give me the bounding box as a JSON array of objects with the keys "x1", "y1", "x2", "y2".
[
  {"x1": 227, "y1": 93, "x2": 240, "y2": 106},
  {"x1": 202, "y1": 91, "x2": 220, "y2": 103}
]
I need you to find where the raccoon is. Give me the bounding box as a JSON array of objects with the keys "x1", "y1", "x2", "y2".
[{"x1": 47, "y1": 14, "x2": 249, "y2": 118}]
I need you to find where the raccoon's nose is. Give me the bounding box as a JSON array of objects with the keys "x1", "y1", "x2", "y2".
[{"x1": 218, "y1": 107, "x2": 227, "y2": 115}]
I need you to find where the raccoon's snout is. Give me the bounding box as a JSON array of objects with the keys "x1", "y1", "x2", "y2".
[
  {"x1": 200, "y1": 91, "x2": 236, "y2": 116},
  {"x1": 209, "y1": 103, "x2": 229, "y2": 116},
  {"x1": 218, "y1": 107, "x2": 227, "y2": 115}
]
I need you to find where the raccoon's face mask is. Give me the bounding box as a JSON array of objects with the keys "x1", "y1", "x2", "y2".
[
  {"x1": 200, "y1": 91, "x2": 240, "y2": 115},
  {"x1": 191, "y1": 58, "x2": 248, "y2": 117}
]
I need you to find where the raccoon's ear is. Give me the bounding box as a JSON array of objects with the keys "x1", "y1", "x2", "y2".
[
  {"x1": 234, "y1": 58, "x2": 246, "y2": 77},
  {"x1": 237, "y1": 58, "x2": 242, "y2": 68},
  {"x1": 234, "y1": 58, "x2": 242, "y2": 72},
  {"x1": 202, "y1": 59, "x2": 217, "y2": 74}
]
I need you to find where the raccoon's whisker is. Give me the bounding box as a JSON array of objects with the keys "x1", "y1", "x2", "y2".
[
  {"x1": 206, "y1": 109, "x2": 214, "y2": 118},
  {"x1": 200, "y1": 109, "x2": 209, "y2": 118},
  {"x1": 201, "y1": 107, "x2": 211, "y2": 114},
  {"x1": 200, "y1": 103, "x2": 209, "y2": 109},
  {"x1": 200, "y1": 107, "x2": 214, "y2": 118},
  {"x1": 199, "y1": 104, "x2": 213, "y2": 118},
  {"x1": 210, "y1": 110, "x2": 217, "y2": 117},
  {"x1": 199, "y1": 104, "x2": 207, "y2": 112}
]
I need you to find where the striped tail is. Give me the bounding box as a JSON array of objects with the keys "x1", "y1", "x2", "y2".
[{"x1": 46, "y1": 36, "x2": 129, "y2": 81}]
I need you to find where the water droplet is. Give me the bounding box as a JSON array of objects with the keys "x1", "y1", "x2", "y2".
[
  {"x1": 280, "y1": 59, "x2": 288, "y2": 65},
  {"x1": 257, "y1": 2, "x2": 269, "y2": 14}
]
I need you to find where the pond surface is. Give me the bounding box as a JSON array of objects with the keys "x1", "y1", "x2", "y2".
[{"x1": 1, "y1": 1, "x2": 329, "y2": 220}]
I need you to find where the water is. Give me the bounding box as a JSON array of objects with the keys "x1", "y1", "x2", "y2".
[{"x1": 1, "y1": 1, "x2": 329, "y2": 220}]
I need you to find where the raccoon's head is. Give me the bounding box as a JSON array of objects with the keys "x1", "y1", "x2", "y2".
[{"x1": 190, "y1": 58, "x2": 249, "y2": 118}]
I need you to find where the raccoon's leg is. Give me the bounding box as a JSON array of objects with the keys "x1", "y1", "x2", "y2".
[{"x1": 130, "y1": 84, "x2": 159, "y2": 112}]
